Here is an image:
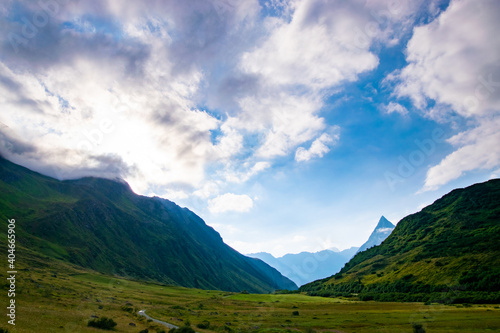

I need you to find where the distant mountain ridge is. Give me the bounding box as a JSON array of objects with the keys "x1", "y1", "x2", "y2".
[
  {"x1": 0, "y1": 156, "x2": 297, "y2": 293},
  {"x1": 248, "y1": 247, "x2": 358, "y2": 287},
  {"x1": 249, "y1": 215, "x2": 394, "y2": 287},
  {"x1": 356, "y1": 216, "x2": 395, "y2": 254},
  {"x1": 300, "y1": 179, "x2": 500, "y2": 303}
]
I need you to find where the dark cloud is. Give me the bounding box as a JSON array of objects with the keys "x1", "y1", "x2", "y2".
[
  {"x1": 0, "y1": 1, "x2": 151, "y2": 77},
  {"x1": 151, "y1": 102, "x2": 185, "y2": 125},
  {"x1": 0, "y1": 71, "x2": 51, "y2": 114},
  {"x1": 143, "y1": 0, "x2": 260, "y2": 77},
  {"x1": 0, "y1": 124, "x2": 133, "y2": 181},
  {"x1": 0, "y1": 129, "x2": 38, "y2": 155},
  {"x1": 0, "y1": 73, "x2": 22, "y2": 92},
  {"x1": 35, "y1": 153, "x2": 134, "y2": 182},
  {"x1": 203, "y1": 73, "x2": 261, "y2": 113},
  {"x1": 151, "y1": 104, "x2": 216, "y2": 161},
  {"x1": 166, "y1": 2, "x2": 231, "y2": 74},
  {"x1": 218, "y1": 74, "x2": 260, "y2": 101}
]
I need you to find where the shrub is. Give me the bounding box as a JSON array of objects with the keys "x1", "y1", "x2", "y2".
[
  {"x1": 292, "y1": 311, "x2": 299, "y2": 316},
  {"x1": 196, "y1": 320, "x2": 210, "y2": 329},
  {"x1": 171, "y1": 305, "x2": 185, "y2": 310},
  {"x1": 412, "y1": 323, "x2": 426, "y2": 333},
  {"x1": 87, "y1": 317, "x2": 117, "y2": 330},
  {"x1": 0, "y1": 328, "x2": 10, "y2": 333},
  {"x1": 121, "y1": 305, "x2": 134, "y2": 313},
  {"x1": 360, "y1": 294, "x2": 374, "y2": 301}
]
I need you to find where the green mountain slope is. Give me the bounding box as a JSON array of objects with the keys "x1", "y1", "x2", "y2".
[
  {"x1": 0, "y1": 157, "x2": 297, "y2": 293},
  {"x1": 300, "y1": 179, "x2": 500, "y2": 303}
]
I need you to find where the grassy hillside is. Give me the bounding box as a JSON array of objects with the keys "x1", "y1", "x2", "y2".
[
  {"x1": 0, "y1": 156, "x2": 296, "y2": 293},
  {"x1": 0, "y1": 242, "x2": 499, "y2": 332},
  {"x1": 300, "y1": 179, "x2": 500, "y2": 303}
]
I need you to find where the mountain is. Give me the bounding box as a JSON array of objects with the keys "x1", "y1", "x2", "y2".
[
  {"x1": 248, "y1": 216, "x2": 394, "y2": 287},
  {"x1": 0, "y1": 156, "x2": 297, "y2": 293},
  {"x1": 300, "y1": 179, "x2": 500, "y2": 303},
  {"x1": 356, "y1": 216, "x2": 395, "y2": 254},
  {"x1": 248, "y1": 247, "x2": 358, "y2": 287}
]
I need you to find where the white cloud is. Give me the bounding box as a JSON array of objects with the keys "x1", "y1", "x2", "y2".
[
  {"x1": 154, "y1": 189, "x2": 189, "y2": 200},
  {"x1": 212, "y1": 123, "x2": 244, "y2": 160},
  {"x1": 236, "y1": 93, "x2": 326, "y2": 159},
  {"x1": 423, "y1": 118, "x2": 500, "y2": 191},
  {"x1": 208, "y1": 193, "x2": 254, "y2": 213},
  {"x1": 390, "y1": 0, "x2": 500, "y2": 191},
  {"x1": 240, "y1": 0, "x2": 384, "y2": 89},
  {"x1": 221, "y1": 161, "x2": 271, "y2": 184},
  {"x1": 376, "y1": 227, "x2": 393, "y2": 234},
  {"x1": 383, "y1": 102, "x2": 409, "y2": 116},
  {"x1": 295, "y1": 130, "x2": 339, "y2": 162},
  {"x1": 393, "y1": 0, "x2": 500, "y2": 117},
  {"x1": 193, "y1": 181, "x2": 221, "y2": 199},
  {"x1": 240, "y1": 7, "x2": 379, "y2": 89}
]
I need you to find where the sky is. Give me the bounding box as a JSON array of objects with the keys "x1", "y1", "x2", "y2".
[{"x1": 1, "y1": 0, "x2": 499, "y2": 257}]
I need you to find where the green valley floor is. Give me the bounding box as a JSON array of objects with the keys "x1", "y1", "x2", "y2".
[{"x1": 1, "y1": 264, "x2": 499, "y2": 333}]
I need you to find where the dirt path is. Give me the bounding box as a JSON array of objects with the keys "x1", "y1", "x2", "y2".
[{"x1": 138, "y1": 309, "x2": 179, "y2": 330}]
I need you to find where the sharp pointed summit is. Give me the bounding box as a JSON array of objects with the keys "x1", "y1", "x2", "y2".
[
  {"x1": 376, "y1": 216, "x2": 394, "y2": 229},
  {"x1": 356, "y1": 216, "x2": 395, "y2": 254}
]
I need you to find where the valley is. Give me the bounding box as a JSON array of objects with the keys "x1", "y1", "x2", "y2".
[
  {"x1": 2, "y1": 0, "x2": 500, "y2": 332},
  {"x1": 1, "y1": 159, "x2": 499, "y2": 332},
  {"x1": 0, "y1": 251, "x2": 498, "y2": 333}
]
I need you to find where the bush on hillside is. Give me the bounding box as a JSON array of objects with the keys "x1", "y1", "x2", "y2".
[
  {"x1": 196, "y1": 320, "x2": 210, "y2": 329},
  {"x1": 412, "y1": 323, "x2": 426, "y2": 333},
  {"x1": 169, "y1": 326, "x2": 195, "y2": 333},
  {"x1": 87, "y1": 317, "x2": 117, "y2": 330}
]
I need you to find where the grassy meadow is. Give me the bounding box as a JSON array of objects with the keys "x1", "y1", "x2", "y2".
[{"x1": 1, "y1": 251, "x2": 499, "y2": 333}]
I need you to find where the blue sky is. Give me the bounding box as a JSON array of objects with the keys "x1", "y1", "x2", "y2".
[{"x1": 1, "y1": 0, "x2": 499, "y2": 256}]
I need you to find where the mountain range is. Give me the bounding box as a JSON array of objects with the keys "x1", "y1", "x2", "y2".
[
  {"x1": 0, "y1": 156, "x2": 297, "y2": 293},
  {"x1": 248, "y1": 216, "x2": 394, "y2": 287},
  {"x1": 248, "y1": 247, "x2": 358, "y2": 287},
  {"x1": 300, "y1": 179, "x2": 500, "y2": 303}
]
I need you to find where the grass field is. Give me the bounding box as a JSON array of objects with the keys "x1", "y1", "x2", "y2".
[{"x1": 1, "y1": 255, "x2": 499, "y2": 333}]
